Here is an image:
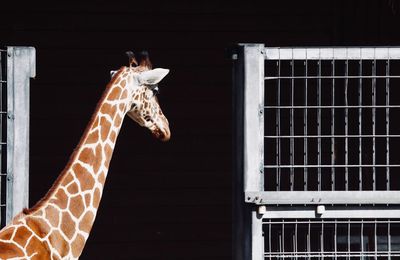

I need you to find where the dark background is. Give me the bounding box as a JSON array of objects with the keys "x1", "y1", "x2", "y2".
[{"x1": 1, "y1": 0, "x2": 400, "y2": 259}]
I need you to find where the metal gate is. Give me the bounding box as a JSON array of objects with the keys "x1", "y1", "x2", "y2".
[
  {"x1": 0, "y1": 47, "x2": 35, "y2": 228},
  {"x1": 233, "y1": 44, "x2": 400, "y2": 259}
]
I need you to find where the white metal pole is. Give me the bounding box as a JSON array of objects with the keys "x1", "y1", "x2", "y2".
[{"x1": 6, "y1": 46, "x2": 35, "y2": 224}]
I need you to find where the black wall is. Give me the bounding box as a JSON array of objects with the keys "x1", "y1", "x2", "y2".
[{"x1": 1, "y1": 1, "x2": 400, "y2": 259}]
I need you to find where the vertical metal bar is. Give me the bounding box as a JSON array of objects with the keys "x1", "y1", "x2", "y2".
[
  {"x1": 275, "y1": 61, "x2": 280, "y2": 191},
  {"x1": 294, "y1": 220, "x2": 298, "y2": 260},
  {"x1": 388, "y1": 220, "x2": 391, "y2": 259},
  {"x1": 304, "y1": 60, "x2": 308, "y2": 191},
  {"x1": 282, "y1": 221, "x2": 285, "y2": 255},
  {"x1": 348, "y1": 220, "x2": 351, "y2": 257},
  {"x1": 334, "y1": 219, "x2": 337, "y2": 260},
  {"x1": 243, "y1": 44, "x2": 265, "y2": 193},
  {"x1": 268, "y1": 220, "x2": 272, "y2": 260},
  {"x1": 321, "y1": 220, "x2": 324, "y2": 257},
  {"x1": 345, "y1": 60, "x2": 349, "y2": 191},
  {"x1": 279, "y1": 224, "x2": 282, "y2": 255},
  {"x1": 331, "y1": 59, "x2": 336, "y2": 191},
  {"x1": 6, "y1": 47, "x2": 35, "y2": 224},
  {"x1": 277, "y1": 60, "x2": 281, "y2": 191},
  {"x1": 361, "y1": 220, "x2": 364, "y2": 255},
  {"x1": 386, "y1": 59, "x2": 390, "y2": 191},
  {"x1": 308, "y1": 220, "x2": 311, "y2": 258},
  {"x1": 290, "y1": 59, "x2": 295, "y2": 191},
  {"x1": 359, "y1": 59, "x2": 363, "y2": 191},
  {"x1": 374, "y1": 220, "x2": 378, "y2": 258},
  {"x1": 318, "y1": 59, "x2": 322, "y2": 191},
  {"x1": 372, "y1": 59, "x2": 377, "y2": 191}
]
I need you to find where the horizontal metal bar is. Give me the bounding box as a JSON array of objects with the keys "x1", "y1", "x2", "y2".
[
  {"x1": 263, "y1": 218, "x2": 400, "y2": 223},
  {"x1": 264, "y1": 47, "x2": 400, "y2": 60},
  {"x1": 0, "y1": 80, "x2": 6, "y2": 83},
  {"x1": 265, "y1": 105, "x2": 400, "y2": 109},
  {"x1": 264, "y1": 164, "x2": 400, "y2": 168},
  {"x1": 265, "y1": 134, "x2": 400, "y2": 138},
  {"x1": 265, "y1": 75, "x2": 400, "y2": 80},
  {"x1": 246, "y1": 191, "x2": 400, "y2": 204}
]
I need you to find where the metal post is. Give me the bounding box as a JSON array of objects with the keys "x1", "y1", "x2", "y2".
[
  {"x1": 252, "y1": 211, "x2": 264, "y2": 260},
  {"x1": 6, "y1": 47, "x2": 35, "y2": 224},
  {"x1": 241, "y1": 44, "x2": 265, "y2": 196},
  {"x1": 0, "y1": 49, "x2": 5, "y2": 227},
  {"x1": 233, "y1": 44, "x2": 256, "y2": 260}
]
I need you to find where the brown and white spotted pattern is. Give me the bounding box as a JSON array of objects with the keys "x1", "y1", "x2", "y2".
[{"x1": 0, "y1": 61, "x2": 170, "y2": 259}]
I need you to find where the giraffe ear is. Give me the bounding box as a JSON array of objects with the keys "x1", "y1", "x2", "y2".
[{"x1": 139, "y1": 68, "x2": 169, "y2": 85}]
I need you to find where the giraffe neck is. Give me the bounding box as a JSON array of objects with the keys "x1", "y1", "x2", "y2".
[{"x1": 20, "y1": 67, "x2": 132, "y2": 258}]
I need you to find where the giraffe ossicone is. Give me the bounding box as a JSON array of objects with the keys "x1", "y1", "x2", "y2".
[{"x1": 0, "y1": 52, "x2": 170, "y2": 259}]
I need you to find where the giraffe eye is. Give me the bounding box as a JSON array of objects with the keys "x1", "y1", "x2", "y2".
[{"x1": 152, "y1": 86, "x2": 159, "y2": 96}]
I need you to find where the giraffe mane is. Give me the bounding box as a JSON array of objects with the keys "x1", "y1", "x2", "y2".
[{"x1": 22, "y1": 67, "x2": 126, "y2": 216}]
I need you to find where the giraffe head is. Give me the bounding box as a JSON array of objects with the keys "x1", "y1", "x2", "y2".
[{"x1": 113, "y1": 51, "x2": 171, "y2": 141}]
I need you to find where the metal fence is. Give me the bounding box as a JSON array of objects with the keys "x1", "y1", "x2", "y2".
[
  {"x1": 0, "y1": 47, "x2": 35, "y2": 228},
  {"x1": 0, "y1": 49, "x2": 7, "y2": 227},
  {"x1": 233, "y1": 44, "x2": 400, "y2": 260},
  {"x1": 264, "y1": 219, "x2": 400, "y2": 258}
]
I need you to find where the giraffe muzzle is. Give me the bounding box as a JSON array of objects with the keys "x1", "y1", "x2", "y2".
[{"x1": 152, "y1": 125, "x2": 171, "y2": 142}]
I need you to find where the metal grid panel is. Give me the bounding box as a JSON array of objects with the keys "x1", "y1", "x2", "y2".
[
  {"x1": 263, "y1": 219, "x2": 400, "y2": 259},
  {"x1": 0, "y1": 49, "x2": 7, "y2": 228},
  {"x1": 264, "y1": 48, "x2": 400, "y2": 193}
]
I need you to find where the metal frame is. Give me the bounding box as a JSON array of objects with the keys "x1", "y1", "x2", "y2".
[
  {"x1": 1, "y1": 47, "x2": 35, "y2": 226},
  {"x1": 233, "y1": 44, "x2": 400, "y2": 260},
  {"x1": 245, "y1": 46, "x2": 400, "y2": 205}
]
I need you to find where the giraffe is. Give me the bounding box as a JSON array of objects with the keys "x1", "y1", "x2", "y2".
[{"x1": 0, "y1": 51, "x2": 170, "y2": 259}]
